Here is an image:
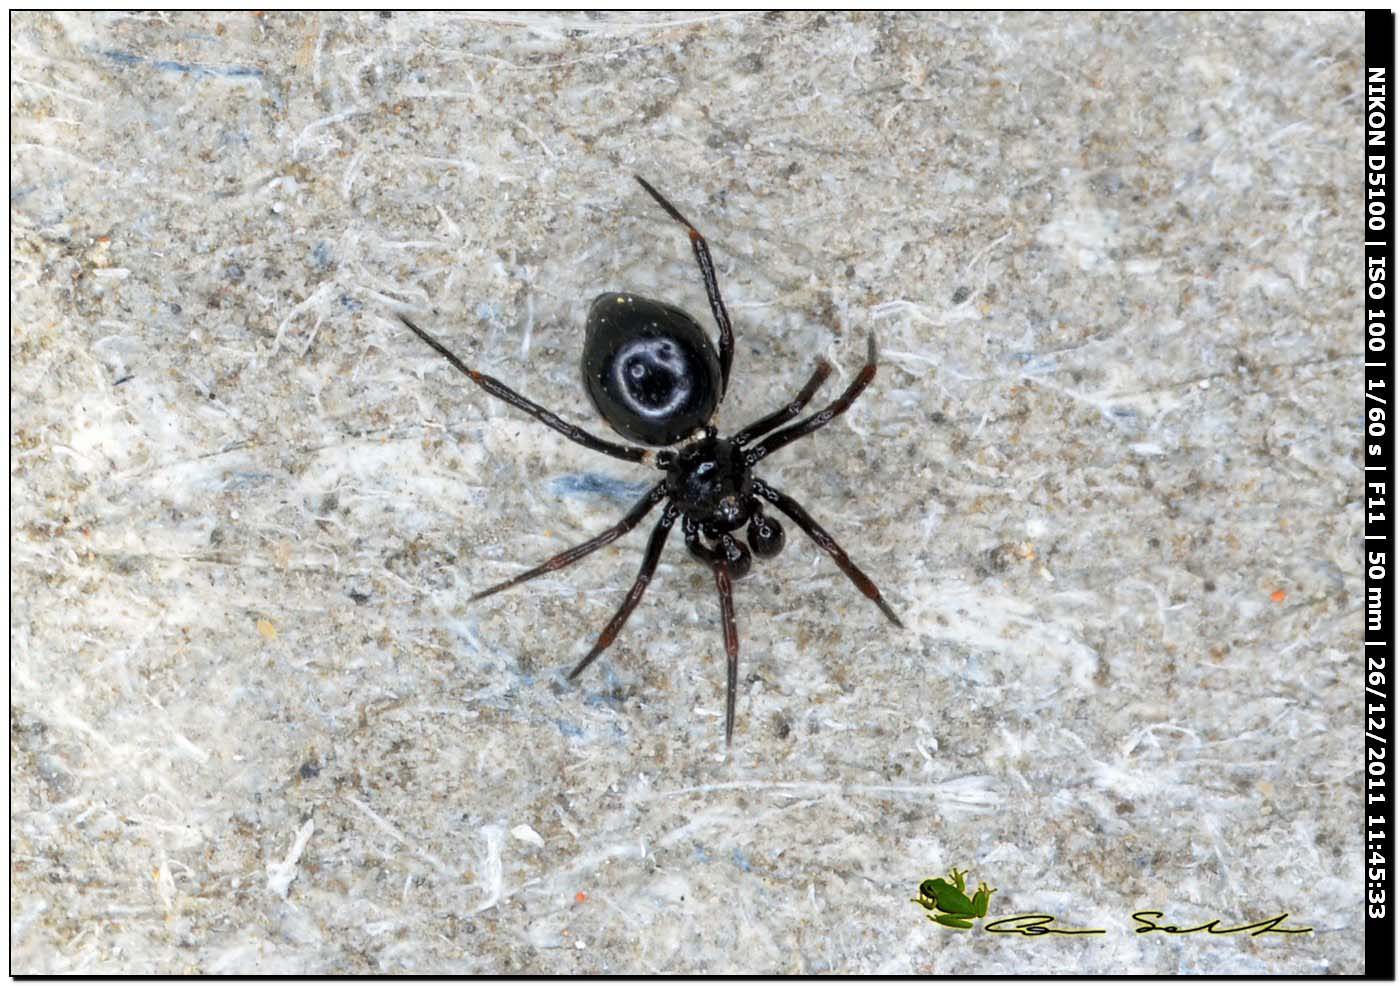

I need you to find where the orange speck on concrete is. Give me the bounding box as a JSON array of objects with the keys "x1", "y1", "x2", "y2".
[
  {"x1": 575, "y1": 891, "x2": 588, "y2": 904},
  {"x1": 1270, "y1": 589, "x2": 1286, "y2": 603}
]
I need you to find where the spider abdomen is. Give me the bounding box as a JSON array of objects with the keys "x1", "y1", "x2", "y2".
[{"x1": 582, "y1": 293, "x2": 722, "y2": 446}]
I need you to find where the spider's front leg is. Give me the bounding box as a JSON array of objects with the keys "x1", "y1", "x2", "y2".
[
  {"x1": 713, "y1": 561, "x2": 740, "y2": 746},
  {"x1": 684, "y1": 515, "x2": 745, "y2": 746},
  {"x1": 568, "y1": 502, "x2": 680, "y2": 681},
  {"x1": 751, "y1": 478, "x2": 902, "y2": 627},
  {"x1": 471, "y1": 481, "x2": 668, "y2": 601}
]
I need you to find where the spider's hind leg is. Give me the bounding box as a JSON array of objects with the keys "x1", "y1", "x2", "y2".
[
  {"x1": 730, "y1": 359, "x2": 833, "y2": 447},
  {"x1": 634, "y1": 175, "x2": 735, "y2": 397},
  {"x1": 744, "y1": 331, "x2": 880, "y2": 465},
  {"x1": 396, "y1": 314, "x2": 651, "y2": 464}
]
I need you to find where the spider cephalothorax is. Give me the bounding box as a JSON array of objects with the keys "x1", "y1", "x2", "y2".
[{"x1": 398, "y1": 175, "x2": 901, "y2": 744}]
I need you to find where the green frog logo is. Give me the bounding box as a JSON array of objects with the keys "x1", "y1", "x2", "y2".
[{"x1": 912, "y1": 868, "x2": 997, "y2": 929}]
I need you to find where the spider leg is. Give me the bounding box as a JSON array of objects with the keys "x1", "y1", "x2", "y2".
[
  {"x1": 751, "y1": 478, "x2": 902, "y2": 627},
  {"x1": 568, "y1": 502, "x2": 681, "y2": 680},
  {"x1": 471, "y1": 481, "x2": 669, "y2": 601},
  {"x1": 634, "y1": 175, "x2": 735, "y2": 398},
  {"x1": 713, "y1": 562, "x2": 740, "y2": 746},
  {"x1": 744, "y1": 332, "x2": 878, "y2": 465},
  {"x1": 397, "y1": 314, "x2": 653, "y2": 465},
  {"x1": 730, "y1": 359, "x2": 834, "y2": 447}
]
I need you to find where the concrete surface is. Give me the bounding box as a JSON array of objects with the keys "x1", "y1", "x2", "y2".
[{"x1": 11, "y1": 11, "x2": 1363, "y2": 974}]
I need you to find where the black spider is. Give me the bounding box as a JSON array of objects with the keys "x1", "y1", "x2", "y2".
[{"x1": 398, "y1": 176, "x2": 901, "y2": 744}]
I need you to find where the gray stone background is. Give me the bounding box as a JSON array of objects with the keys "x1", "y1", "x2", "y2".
[{"x1": 11, "y1": 11, "x2": 1363, "y2": 974}]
